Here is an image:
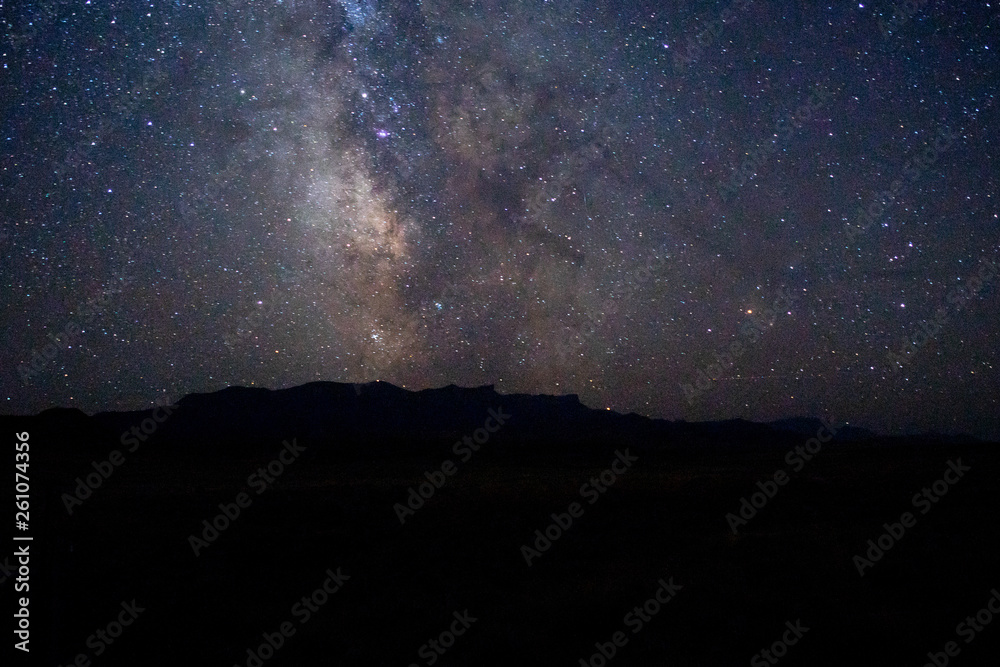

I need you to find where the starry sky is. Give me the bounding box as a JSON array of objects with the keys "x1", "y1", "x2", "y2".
[{"x1": 2, "y1": 0, "x2": 998, "y2": 439}]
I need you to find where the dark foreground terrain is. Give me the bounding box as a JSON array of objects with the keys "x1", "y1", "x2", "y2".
[{"x1": 4, "y1": 382, "x2": 1000, "y2": 666}]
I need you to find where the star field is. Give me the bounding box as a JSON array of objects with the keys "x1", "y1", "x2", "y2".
[{"x1": 2, "y1": 0, "x2": 998, "y2": 438}]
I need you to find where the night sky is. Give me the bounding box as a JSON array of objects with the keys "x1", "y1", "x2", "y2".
[{"x1": 2, "y1": 1, "x2": 998, "y2": 439}]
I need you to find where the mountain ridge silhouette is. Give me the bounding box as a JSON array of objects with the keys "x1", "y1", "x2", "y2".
[{"x1": 5, "y1": 381, "x2": 991, "y2": 458}]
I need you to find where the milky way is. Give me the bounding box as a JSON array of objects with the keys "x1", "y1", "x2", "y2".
[{"x1": 2, "y1": 1, "x2": 998, "y2": 438}]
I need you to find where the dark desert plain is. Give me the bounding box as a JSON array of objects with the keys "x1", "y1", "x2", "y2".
[{"x1": 4, "y1": 382, "x2": 1000, "y2": 666}]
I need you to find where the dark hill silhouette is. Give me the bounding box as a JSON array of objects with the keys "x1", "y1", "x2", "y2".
[
  {"x1": 3, "y1": 382, "x2": 998, "y2": 666},
  {"x1": 4, "y1": 380, "x2": 936, "y2": 461}
]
